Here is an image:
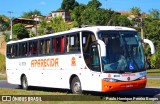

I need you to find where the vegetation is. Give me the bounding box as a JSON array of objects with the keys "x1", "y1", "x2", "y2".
[
  {"x1": 12, "y1": 23, "x2": 29, "y2": 39},
  {"x1": 0, "y1": 88, "x2": 153, "y2": 104},
  {"x1": 21, "y1": 10, "x2": 42, "y2": 18},
  {"x1": 48, "y1": 17, "x2": 72, "y2": 32},
  {"x1": 147, "y1": 69, "x2": 160, "y2": 76},
  {"x1": 0, "y1": 53, "x2": 5, "y2": 73},
  {"x1": 0, "y1": 15, "x2": 9, "y2": 32},
  {"x1": 149, "y1": 9, "x2": 160, "y2": 19},
  {"x1": 61, "y1": 0, "x2": 79, "y2": 11},
  {"x1": 146, "y1": 79, "x2": 160, "y2": 87}
]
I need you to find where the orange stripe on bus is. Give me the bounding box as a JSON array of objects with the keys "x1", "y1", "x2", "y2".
[{"x1": 102, "y1": 79, "x2": 146, "y2": 92}]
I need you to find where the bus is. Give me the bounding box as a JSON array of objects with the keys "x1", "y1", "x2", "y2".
[{"x1": 6, "y1": 26, "x2": 155, "y2": 94}]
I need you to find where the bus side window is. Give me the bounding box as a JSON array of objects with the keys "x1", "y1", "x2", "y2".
[
  {"x1": 21, "y1": 42, "x2": 27, "y2": 57},
  {"x1": 52, "y1": 36, "x2": 65, "y2": 54},
  {"x1": 28, "y1": 42, "x2": 33, "y2": 56},
  {"x1": 33, "y1": 41, "x2": 38, "y2": 56},
  {"x1": 66, "y1": 33, "x2": 80, "y2": 53},
  {"x1": 53, "y1": 38, "x2": 57, "y2": 54},
  {"x1": 12, "y1": 44, "x2": 18, "y2": 58},
  {"x1": 61, "y1": 37, "x2": 65, "y2": 53},
  {"x1": 7, "y1": 45, "x2": 13, "y2": 58},
  {"x1": 82, "y1": 31, "x2": 96, "y2": 69},
  {"x1": 46, "y1": 39, "x2": 51, "y2": 54}
]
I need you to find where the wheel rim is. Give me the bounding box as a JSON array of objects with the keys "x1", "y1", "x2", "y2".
[
  {"x1": 22, "y1": 78, "x2": 27, "y2": 89},
  {"x1": 73, "y1": 81, "x2": 81, "y2": 93}
]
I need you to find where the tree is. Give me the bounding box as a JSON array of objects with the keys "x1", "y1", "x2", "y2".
[
  {"x1": 61, "y1": 0, "x2": 79, "y2": 10},
  {"x1": 49, "y1": 17, "x2": 71, "y2": 32},
  {"x1": 21, "y1": 10, "x2": 42, "y2": 18},
  {"x1": 130, "y1": 7, "x2": 141, "y2": 17},
  {"x1": 81, "y1": 8, "x2": 110, "y2": 25},
  {"x1": 12, "y1": 23, "x2": 29, "y2": 39},
  {"x1": 0, "y1": 15, "x2": 9, "y2": 31},
  {"x1": 87, "y1": 0, "x2": 101, "y2": 9},
  {"x1": 117, "y1": 15, "x2": 132, "y2": 26},
  {"x1": 70, "y1": 4, "x2": 87, "y2": 26},
  {"x1": 38, "y1": 19, "x2": 54, "y2": 35},
  {"x1": 143, "y1": 18, "x2": 160, "y2": 68},
  {"x1": 149, "y1": 9, "x2": 160, "y2": 19}
]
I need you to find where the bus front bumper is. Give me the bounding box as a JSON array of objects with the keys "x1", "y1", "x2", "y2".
[{"x1": 102, "y1": 79, "x2": 146, "y2": 92}]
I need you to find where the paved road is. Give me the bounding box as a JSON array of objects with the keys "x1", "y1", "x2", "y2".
[
  {"x1": 147, "y1": 76, "x2": 160, "y2": 80},
  {"x1": 0, "y1": 80, "x2": 18, "y2": 89},
  {"x1": 0, "y1": 80, "x2": 160, "y2": 98}
]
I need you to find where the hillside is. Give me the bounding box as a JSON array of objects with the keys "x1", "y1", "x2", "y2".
[{"x1": 0, "y1": 35, "x2": 6, "y2": 55}]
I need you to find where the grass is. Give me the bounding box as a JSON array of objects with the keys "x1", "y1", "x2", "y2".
[
  {"x1": 147, "y1": 69, "x2": 160, "y2": 76},
  {"x1": 0, "y1": 88, "x2": 153, "y2": 104},
  {"x1": 0, "y1": 75, "x2": 6, "y2": 80},
  {"x1": 0, "y1": 53, "x2": 6, "y2": 73},
  {"x1": 146, "y1": 79, "x2": 160, "y2": 87}
]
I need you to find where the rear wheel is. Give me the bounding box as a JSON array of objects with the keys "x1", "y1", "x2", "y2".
[
  {"x1": 21, "y1": 76, "x2": 29, "y2": 90},
  {"x1": 71, "y1": 77, "x2": 82, "y2": 94}
]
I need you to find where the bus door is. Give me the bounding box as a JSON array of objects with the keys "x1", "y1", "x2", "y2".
[
  {"x1": 81, "y1": 32, "x2": 102, "y2": 91},
  {"x1": 88, "y1": 43, "x2": 102, "y2": 91}
]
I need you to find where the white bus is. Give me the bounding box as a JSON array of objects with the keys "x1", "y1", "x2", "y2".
[{"x1": 6, "y1": 26, "x2": 155, "y2": 94}]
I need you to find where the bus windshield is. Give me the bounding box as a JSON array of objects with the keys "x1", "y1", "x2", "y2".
[{"x1": 98, "y1": 30, "x2": 145, "y2": 73}]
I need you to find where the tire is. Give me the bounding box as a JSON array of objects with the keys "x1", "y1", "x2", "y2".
[
  {"x1": 21, "y1": 76, "x2": 29, "y2": 90},
  {"x1": 71, "y1": 77, "x2": 82, "y2": 94}
]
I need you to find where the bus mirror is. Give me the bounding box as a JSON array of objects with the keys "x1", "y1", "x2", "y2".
[
  {"x1": 143, "y1": 39, "x2": 155, "y2": 54},
  {"x1": 97, "y1": 40, "x2": 106, "y2": 57}
]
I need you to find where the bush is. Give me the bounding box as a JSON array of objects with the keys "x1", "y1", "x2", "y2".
[
  {"x1": 0, "y1": 53, "x2": 6, "y2": 73},
  {"x1": 3, "y1": 32, "x2": 10, "y2": 42},
  {"x1": 150, "y1": 51, "x2": 160, "y2": 69}
]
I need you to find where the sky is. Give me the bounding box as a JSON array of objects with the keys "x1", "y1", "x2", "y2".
[{"x1": 0, "y1": 0, "x2": 160, "y2": 18}]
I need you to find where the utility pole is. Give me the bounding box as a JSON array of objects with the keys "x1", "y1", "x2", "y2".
[
  {"x1": 140, "y1": 15, "x2": 144, "y2": 40},
  {"x1": 8, "y1": 11, "x2": 13, "y2": 40},
  {"x1": 32, "y1": 14, "x2": 38, "y2": 36}
]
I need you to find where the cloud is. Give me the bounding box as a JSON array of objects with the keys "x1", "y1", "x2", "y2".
[{"x1": 40, "y1": 1, "x2": 46, "y2": 5}]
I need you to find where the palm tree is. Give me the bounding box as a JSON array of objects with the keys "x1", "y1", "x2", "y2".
[
  {"x1": 130, "y1": 7, "x2": 141, "y2": 18},
  {"x1": 149, "y1": 9, "x2": 160, "y2": 19}
]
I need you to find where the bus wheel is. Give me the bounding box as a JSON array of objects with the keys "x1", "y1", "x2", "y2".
[
  {"x1": 21, "y1": 76, "x2": 29, "y2": 90},
  {"x1": 71, "y1": 77, "x2": 82, "y2": 94}
]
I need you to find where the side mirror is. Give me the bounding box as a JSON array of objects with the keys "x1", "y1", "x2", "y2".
[{"x1": 143, "y1": 39, "x2": 155, "y2": 54}]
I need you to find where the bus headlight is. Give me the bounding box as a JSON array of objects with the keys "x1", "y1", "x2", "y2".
[
  {"x1": 139, "y1": 75, "x2": 146, "y2": 80},
  {"x1": 103, "y1": 78, "x2": 119, "y2": 82}
]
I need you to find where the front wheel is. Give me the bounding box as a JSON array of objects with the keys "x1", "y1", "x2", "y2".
[
  {"x1": 21, "y1": 76, "x2": 29, "y2": 90},
  {"x1": 71, "y1": 77, "x2": 82, "y2": 94}
]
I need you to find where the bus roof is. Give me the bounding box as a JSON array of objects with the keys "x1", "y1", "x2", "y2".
[{"x1": 7, "y1": 26, "x2": 136, "y2": 44}]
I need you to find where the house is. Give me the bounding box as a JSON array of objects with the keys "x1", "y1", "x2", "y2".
[
  {"x1": 12, "y1": 18, "x2": 38, "y2": 29},
  {"x1": 46, "y1": 10, "x2": 71, "y2": 22}
]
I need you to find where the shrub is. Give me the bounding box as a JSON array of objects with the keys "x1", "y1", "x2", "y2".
[
  {"x1": 0, "y1": 53, "x2": 6, "y2": 73},
  {"x1": 150, "y1": 51, "x2": 160, "y2": 69}
]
